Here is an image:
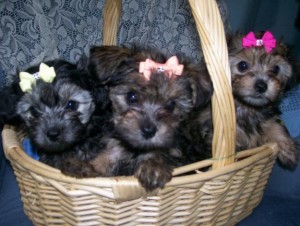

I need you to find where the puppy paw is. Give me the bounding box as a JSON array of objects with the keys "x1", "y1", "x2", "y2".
[
  {"x1": 134, "y1": 158, "x2": 174, "y2": 192},
  {"x1": 277, "y1": 140, "x2": 299, "y2": 169}
]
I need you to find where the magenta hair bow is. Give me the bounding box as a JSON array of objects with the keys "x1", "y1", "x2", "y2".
[
  {"x1": 242, "y1": 31, "x2": 277, "y2": 53},
  {"x1": 139, "y1": 56, "x2": 184, "y2": 80}
]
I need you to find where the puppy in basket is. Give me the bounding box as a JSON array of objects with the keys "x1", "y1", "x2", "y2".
[
  {"x1": 181, "y1": 31, "x2": 298, "y2": 169},
  {"x1": 86, "y1": 45, "x2": 213, "y2": 191},
  {"x1": 1, "y1": 59, "x2": 113, "y2": 177}
]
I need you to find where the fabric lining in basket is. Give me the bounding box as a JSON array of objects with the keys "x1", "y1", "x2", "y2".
[{"x1": 2, "y1": 0, "x2": 279, "y2": 225}]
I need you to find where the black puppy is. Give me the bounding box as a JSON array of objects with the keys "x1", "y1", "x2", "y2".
[{"x1": 1, "y1": 59, "x2": 113, "y2": 177}]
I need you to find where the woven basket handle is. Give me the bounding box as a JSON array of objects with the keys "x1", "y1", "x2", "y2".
[
  {"x1": 101, "y1": 0, "x2": 236, "y2": 169},
  {"x1": 102, "y1": 0, "x2": 122, "y2": 45},
  {"x1": 188, "y1": 0, "x2": 236, "y2": 169}
]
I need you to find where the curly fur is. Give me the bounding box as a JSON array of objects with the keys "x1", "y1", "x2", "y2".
[
  {"x1": 181, "y1": 32, "x2": 299, "y2": 169},
  {"x1": 86, "y1": 45, "x2": 213, "y2": 191}
]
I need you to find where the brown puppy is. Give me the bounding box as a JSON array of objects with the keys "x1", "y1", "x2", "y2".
[
  {"x1": 181, "y1": 31, "x2": 298, "y2": 169},
  {"x1": 87, "y1": 45, "x2": 213, "y2": 191}
]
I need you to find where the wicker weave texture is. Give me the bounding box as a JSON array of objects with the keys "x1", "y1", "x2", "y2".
[{"x1": 2, "y1": 0, "x2": 279, "y2": 225}]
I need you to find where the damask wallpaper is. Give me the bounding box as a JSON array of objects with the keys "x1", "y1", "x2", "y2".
[{"x1": 0, "y1": 0, "x2": 228, "y2": 85}]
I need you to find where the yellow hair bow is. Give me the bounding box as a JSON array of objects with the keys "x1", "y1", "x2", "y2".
[{"x1": 19, "y1": 63, "x2": 56, "y2": 92}]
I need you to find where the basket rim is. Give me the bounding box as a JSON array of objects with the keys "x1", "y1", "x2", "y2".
[{"x1": 2, "y1": 125, "x2": 278, "y2": 189}]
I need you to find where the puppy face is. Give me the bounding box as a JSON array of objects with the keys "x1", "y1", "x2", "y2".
[
  {"x1": 229, "y1": 34, "x2": 292, "y2": 107},
  {"x1": 110, "y1": 72, "x2": 194, "y2": 149},
  {"x1": 89, "y1": 45, "x2": 213, "y2": 150},
  {"x1": 17, "y1": 79, "x2": 95, "y2": 153}
]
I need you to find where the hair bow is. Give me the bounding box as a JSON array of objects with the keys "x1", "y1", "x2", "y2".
[
  {"x1": 139, "y1": 56, "x2": 184, "y2": 80},
  {"x1": 19, "y1": 63, "x2": 56, "y2": 92},
  {"x1": 242, "y1": 31, "x2": 277, "y2": 53}
]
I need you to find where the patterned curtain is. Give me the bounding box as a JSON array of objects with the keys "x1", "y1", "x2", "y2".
[{"x1": 0, "y1": 0, "x2": 228, "y2": 85}]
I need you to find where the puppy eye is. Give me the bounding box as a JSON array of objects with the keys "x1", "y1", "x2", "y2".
[
  {"x1": 237, "y1": 61, "x2": 249, "y2": 72},
  {"x1": 127, "y1": 91, "x2": 139, "y2": 104},
  {"x1": 165, "y1": 100, "x2": 176, "y2": 112},
  {"x1": 65, "y1": 100, "x2": 78, "y2": 111},
  {"x1": 272, "y1": 65, "x2": 280, "y2": 75},
  {"x1": 29, "y1": 107, "x2": 39, "y2": 118}
]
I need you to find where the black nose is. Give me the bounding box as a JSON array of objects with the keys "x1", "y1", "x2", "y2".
[
  {"x1": 255, "y1": 80, "x2": 268, "y2": 93},
  {"x1": 47, "y1": 128, "x2": 60, "y2": 141},
  {"x1": 141, "y1": 124, "x2": 157, "y2": 139}
]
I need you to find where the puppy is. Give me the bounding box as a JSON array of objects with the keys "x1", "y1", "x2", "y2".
[
  {"x1": 182, "y1": 31, "x2": 298, "y2": 169},
  {"x1": 87, "y1": 45, "x2": 213, "y2": 191},
  {"x1": 5, "y1": 59, "x2": 113, "y2": 177}
]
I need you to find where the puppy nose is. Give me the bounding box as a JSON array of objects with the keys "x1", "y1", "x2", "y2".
[
  {"x1": 141, "y1": 124, "x2": 157, "y2": 139},
  {"x1": 47, "y1": 129, "x2": 60, "y2": 141},
  {"x1": 255, "y1": 80, "x2": 268, "y2": 93}
]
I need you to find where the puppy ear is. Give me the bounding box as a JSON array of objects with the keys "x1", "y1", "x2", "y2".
[
  {"x1": 184, "y1": 62, "x2": 213, "y2": 108},
  {"x1": 271, "y1": 40, "x2": 298, "y2": 91},
  {"x1": 273, "y1": 38, "x2": 292, "y2": 61},
  {"x1": 88, "y1": 45, "x2": 133, "y2": 85},
  {"x1": 227, "y1": 31, "x2": 244, "y2": 55},
  {"x1": 0, "y1": 82, "x2": 24, "y2": 125},
  {"x1": 286, "y1": 62, "x2": 300, "y2": 91}
]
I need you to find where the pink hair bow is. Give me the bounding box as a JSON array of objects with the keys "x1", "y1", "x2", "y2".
[
  {"x1": 242, "y1": 31, "x2": 277, "y2": 53},
  {"x1": 139, "y1": 56, "x2": 184, "y2": 80}
]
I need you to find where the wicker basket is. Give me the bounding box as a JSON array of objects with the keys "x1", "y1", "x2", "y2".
[{"x1": 2, "y1": 0, "x2": 278, "y2": 225}]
